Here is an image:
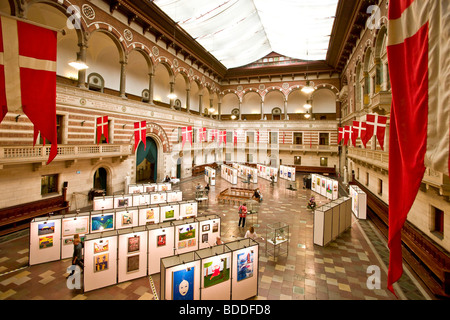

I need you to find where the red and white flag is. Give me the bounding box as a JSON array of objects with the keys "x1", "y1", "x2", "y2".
[
  {"x1": 219, "y1": 130, "x2": 227, "y2": 146},
  {"x1": 0, "y1": 16, "x2": 58, "y2": 164},
  {"x1": 257, "y1": 130, "x2": 260, "y2": 144},
  {"x1": 386, "y1": 0, "x2": 449, "y2": 296},
  {"x1": 233, "y1": 130, "x2": 237, "y2": 146},
  {"x1": 365, "y1": 114, "x2": 388, "y2": 150},
  {"x1": 352, "y1": 121, "x2": 366, "y2": 147},
  {"x1": 209, "y1": 129, "x2": 217, "y2": 142},
  {"x1": 181, "y1": 126, "x2": 192, "y2": 149},
  {"x1": 134, "y1": 121, "x2": 146, "y2": 151},
  {"x1": 96, "y1": 116, "x2": 109, "y2": 144},
  {"x1": 199, "y1": 127, "x2": 207, "y2": 142},
  {"x1": 338, "y1": 127, "x2": 344, "y2": 144},
  {"x1": 343, "y1": 126, "x2": 352, "y2": 146}
]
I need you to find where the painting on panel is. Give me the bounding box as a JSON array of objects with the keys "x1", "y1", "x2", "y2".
[
  {"x1": 172, "y1": 267, "x2": 195, "y2": 300},
  {"x1": 157, "y1": 234, "x2": 166, "y2": 247},
  {"x1": 38, "y1": 222, "x2": 55, "y2": 236},
  {"x1": 39, "y1": 236, "x2": 53, "y2": 249},
  {"x1": 91, "y1": 215, "x2": 114, "y2": 232},
  {"x1": 127, "y1": 236, "x2": 140, "y2": 253},
  {"x1": 237, "y1": 251, "x2": 253, "y2": 282},
  {"x1": 203, "y1": 257, "x2": 230, "y2": 288},
  {"x1": 94, "y1": 253, "x2": 109, "y2": 272},
  {"x1": 94, "y1": 240, "x2": 109, "y2": 254},
  {"x1": 127, "y1": 255, "x2": 140, "y2": 273}
]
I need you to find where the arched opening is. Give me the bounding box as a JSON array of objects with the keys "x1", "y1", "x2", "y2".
[
  {"x1": 136, "y1": 136, "x2": 158, "y2": 183},
  {"x1": 93, "y1": 167, "x2": 108, "y2": 193}
]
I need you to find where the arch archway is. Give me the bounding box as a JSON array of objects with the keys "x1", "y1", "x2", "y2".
[
  {"x1": 136, "y1": 136, "x2": 158, "y2": 183},
  {"x1": 93, "y1": 167, "x2": 108, "y2": 193}
]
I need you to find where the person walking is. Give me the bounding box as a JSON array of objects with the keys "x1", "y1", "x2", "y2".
[
  {"x1": 238, "y1": 203, "x2": 248, "y2": 228},
  {"x1": 67, "y1": 234, "x2": 84, "y2": 279}
]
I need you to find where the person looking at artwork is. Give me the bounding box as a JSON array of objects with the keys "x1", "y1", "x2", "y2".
[
  {"x1": 244, "y1": 226, "x2": 261, "y2": 241},
  {"x1": 67, "y1": 234, "x2": 84, "y2": 279},
  {"x1": 238, "y1": 203, "x2": 248, "y2": 228},
  {"x1": 205, "y1": 183, "x2": 210, "y2": 192},
  {"x1": 214, "y1": 236, "x2": 224, "y2": 245},
  {"x1": 253, "y1": 188, "x2": 263, "y2": 202}
]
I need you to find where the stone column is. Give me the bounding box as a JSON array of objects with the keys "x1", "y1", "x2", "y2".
[
  {"x1": 218, "y1": 102, "x2": 222, "y2": 120},
  {"x1": 198, "y1": 94, "x2": 203, "y2": 116},
  {"x1": 169, "y1": 82, "x2": 175, "y2": 109},
  {"x1": 260, "y1": 101, "x2": 264, "y2": 120},
  {"x1": 238, "y1": 101, "x2": 242, "y2": 120},
  {"x1": 76, "y1": 42, "x2": 88, "y2": 89},
  {"x1": 186, "y1": 88, "x2": 191, "y2": 113},
  {"x1": 284, "y1": 99, "x2": 288, "y2": 120},
  {"x1": 148, "y1": 72, "x2": 154, "y2": 104},
  {"x1": 210, "y1": 99, "x2": 214, "y2": 118},
  {"x1": 119, "y1": 59, "x2": 127, "y2": 98}
]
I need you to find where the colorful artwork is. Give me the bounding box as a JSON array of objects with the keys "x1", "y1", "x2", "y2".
[
  {"x1": 179, "y1": 225, "x2": 196, "y2": 241},
  {"x1": 146, "y1": 185, "x2": 156, "y2": 192},
  {"x1": 186, "y1": 205, "x2": 194, "y2": 216},
  {"x1": 64, "y1": 238, "x2": 74, "y2": 246},
  {"x1": 203, "y1": 257, "x2": 230, "y2": 288},
  {"x1": 202, "y1": 224, "x2": 210, "y2": 232},
  {"x1": 38, "y1": 222, "x2": 55, "y2": 236},
  {"x1": 94, "y1": 240, "x2": 109, "y2": 254},
  {"x1": 237, "y1": 251, "x2": 254, "y2": 282},
  {"x1": 146, "y1": 208, "x2": 155, "y2": 220},
  {"x1": 118, "y1": 199, "x2": 129, "y2": 207},
  {"x1": 91, "y1": 215, "x2": 114, "y2": 232},
  {"x1": 172, "y1": 267, "x2": 195, "y2": 300},
  {"x1": 178, "y1": 241, "x2": 187, "y2": 249},
  {"x1": 212, "y1": 222, "x2": 219, "y2": 233},
  {"x1": 157, "y1": 234, "x2": 166, "y2": 247},
  {"x1": 202, "y1": 233, "x2": 208, "y2": 243},
  {"x1": 94, "y1": 253, "x2": 109, "y2": 272},
  {"x1": 165, "y1": 209, "x2": 175, "y2": 220},
  {"x1": 127, "y1": 255, "x2": 139, "y2": 273},
  {"x1": 39, "y1": 236, "x2": 53, "y2": 249},
  {"x1": 128, "y1": 236, "x2": 140, "y2": 253},
  {"x1": 122, "y1": 212, "x2": 133, "y2": 226},
  {"x1": 187, "y1": 239, "x2": 196, "y2": 247},
  {"x1": 326, "y1": 180, "x2": 332, "y2": 194}
]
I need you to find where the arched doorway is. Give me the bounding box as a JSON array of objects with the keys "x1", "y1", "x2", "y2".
[
  {"x1": 136, "y1": 137, "x2": 158, "y2": 182},
  {"x1": 93, "y1": 167, "x2": 107, "y2": 193}
]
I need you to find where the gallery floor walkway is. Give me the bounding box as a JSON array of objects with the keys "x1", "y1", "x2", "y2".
[{"x1": 0, "y1": 173, "x2": 436, "y2": 300}]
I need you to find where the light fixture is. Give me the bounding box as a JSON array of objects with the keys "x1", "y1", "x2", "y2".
[
  {"x1": 301, "y1": 81, "x2": 315, "y2": 94},
  {"x1": 68, "y1": 60, "x2": 89, "y2": 70},
  {"x1": 208, "y1": 107, "x2": 215, "y2": 113},
  {"x1": 304, "y1": 112, "x2": 311, "y2": 119},
  {"x1": 231, "y1": 114, "x2": 236, "y2": 120},
  {"x1": 167, "y1": 93, "x2": 177, "y2": 100},
  {"x1": 303, "y1": 99, "x2": 312, "y2": 109}
]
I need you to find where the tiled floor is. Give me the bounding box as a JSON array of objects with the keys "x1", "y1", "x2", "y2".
[{"x1": 0, "y1": 173, "x2": 437, "y2": 300}]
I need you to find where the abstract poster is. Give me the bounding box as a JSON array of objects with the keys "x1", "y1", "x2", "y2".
[
  {"x1": 94, "y1": 253, "x2": 109, "y2": 272},
  {"x1": 237, "y1": 251, "x2": 253, "y2": 282},
  {"x1": 157, "y1": 234, "x2": 166, "y2": 247},
  {"x1": 172, "y1": 267, "x2": 195, "y2": 300},
  {"x1": 38, "y1": 222, "x2": 55, "y2": 236},
  {"x1": 94, "y1": 240, "x2": 109, "y2": 254},
  {"x1": 203, "y1": 257, "x2": 230, "y2": 288},
  {"x1": 127, "y1": 236, "x2": 140, "y2": 253},
  {"x1": 127, "y1": 255, "x2": 139, "y2": 273},
  {"x1": 91, "y1": 214, "x2": 114, "y2": 232},
  {"x1": 39, "y1": 236, "x2": 53, "y2": 249}
]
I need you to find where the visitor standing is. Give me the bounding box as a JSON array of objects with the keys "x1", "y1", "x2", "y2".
[
  {"x1": 67, "y1": 234, "x2": 84, "y2": 279},
  {"x1": 244, "y1": 226, "x2": 260, "y2": 240},
  {"x1": 238, "y1": 203, "x2": 248, "y2": 228}
]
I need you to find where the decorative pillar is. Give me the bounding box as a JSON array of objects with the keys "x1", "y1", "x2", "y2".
[
  {"x1": 284, "y1": 99, "x2": 288, "y2": 120},
  {"x1": 119, "y1": 59, "x2": 127, "y2": 98},
  {"x1": 260, "y1": 101, "x2": 264, "y2": 120},
  {"x1": 210, "y1": 99, "x2": 214, "y2": 118},
  {"x1": 169, "y1": 82, "x2": 175, "y2": 109},
  {"x1": 76, "y1": 42, "x2": 88, "y2": 89},
  {"x1": 218, "y1": 102, "x2": 222, "y2": 120},
  {"x1": 199, "y1": 94, "x2": 203, "y2": 116},
  {"x1": 186, "y1": 88, "x2": 191, "y2": 113},
  {"x1": 148, "y1": 72, "x2": 154, "y2": 104},
  {"x1": 238, "y1": 101, "x2": 242, "y2": 120}
]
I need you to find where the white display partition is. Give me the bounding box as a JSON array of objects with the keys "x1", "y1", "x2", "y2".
[
  {"x1": 143, "y1": 183, "x2": 158, "y2": 193},
  {"x1": 173, "y1": 218, "x2": 199, "y2": 255},
  {"x1": 313, "y1": 204, "x2": 333, "y2": 247},
  {"x1": 167, "y1": 190, "x2": 183, "y2": 203},
  {"x1": 334, "y1": 198, "x2": 347, "y2": 235},
  {"x1": 256, "y1": 164, "x2": 278, "y2": 182},
  {"x1": 158, "y1": 182, "x2": 172, "y2": 191},
  {"x1": 83, "y1": 230, "x2": 118, "y2": 292},
  {"x1": 114, "y1": 194, "x2": 133, "y2": 209},
  {"x1": 159, "y1": 203, "x2": 180, "y2": 223},
  {"x1": 227, "y1": 238, "x2": 259, "y2": 300},
  {"x1": 232, "y1": 163, "x2": 258, "y2": 183},
  {"x1": 132, "y1": 193, "x2": 151, "y2": 207},
  {"x1": 329, "y1": 202, "x2": 340, "y2": 241},
  {"x1": 138, "y1": 204, "x2": 160, "y2": 226},
  {"x1": 342, "y1": 196, "x2": 352, "y2": 229},
  {"x1": 279, "y1": 165, "x2": 296, "y2": 182},
  {"x1": 29, "y1": 216, "x2": 62, "y2": 265},
  {"x1": 115, "y1": 207, "x2": 139, "y2": 230},
  {"x1": 128, "y1": 184, "x2": 144, "y2": 194},
  {"x1": 179, "y1": 200, "x2": 198, "y2": 220},
  {"x1": 90, "y1": 210, "x2": 115, "y2": 234},
  {"x1": 196, "y1": 245, "x2": 232, "y2": 300},
  {"x1": 320, "y1": 176, "x2": 327, "y2": 196},
  {"x1": 147, "y1": 222, "x2": 175, "y2": 274},
  {"x1": 92, "y1": 196, "x2": 114, "y2": 211},
  {"x1": 349, "y1": 184, "x2": 367, "y2": 219},
  {"x1": 205, "y1": 166, "x2": 216, "y2": 186},
  {"x1": 196, "y1": 214, "x2": 221, "y2": 249},
  {"x1": 61, "y1": 212, "x2": 90, "y2": 259},
  {"x1": 311, "y1": 174, "x2": 339, "y2": 200},
  {"x1": 117, "y1": 226, "x2": 148, "y2": 283},
  {"x1": 220, "y1": 164, "x2": 238, "y2": 184},
  {"x1": 150, "y1": 191, "x2": 167, "y2": 204},
  {"x1": 160, "y1": 252, "x2": 201, "y2": 300}
]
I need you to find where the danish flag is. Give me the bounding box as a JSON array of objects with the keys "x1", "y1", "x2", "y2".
[
  {"x1": 352, "y1": 121, "x2": 367, "y2": 147},
  {"x1": 181, "y1": 126, "x2": 192, "y2": 149},
  {"x1": 219, "y1": 130, "x2": 227, "y2": 146},
  {"x1": 0, "y1": 16, "x2": 58, "y2": 164},
  {"x1": 365, "y1": 114, "x2": 387, "y2": 150},
  {"x1": 343, "y1": 126, "x2": 352, "y2": 146},
  {"x1": 338, "y1": 127, "x2": 344, "y2": 144},
  {"x1": 233, "y1": 130, "x2": 237, "y2": 146},
  {"x1": 199, "y1": 127, "x2": 207, "y2": 142},
  {"x1": 96, "y1": 116, "x2": 109, "y2": 144},
  {"x1": 134, "y1": 121, "x2": 146, "y2": 151}
]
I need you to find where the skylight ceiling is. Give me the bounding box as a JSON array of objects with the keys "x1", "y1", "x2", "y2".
[{"x1": 153, "y1": 0, "x2": 339, "y2": 69}]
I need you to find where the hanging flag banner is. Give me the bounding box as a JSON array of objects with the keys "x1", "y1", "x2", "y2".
[
  {"x1": 96, "y1": 116, "x2": 109, "y2": 144},
  {"x1": 181, "y1": 126, "x2": 192, "y2": 149},
  {"x1": 134, "y1": 120, "x2": 146, "y2": 151},
  {"x1": 352, "y1": 121, "x2": 366, "y2": 147},
  {"x1": 343, "y1": 126, "x2": 351, "y2": 146},
  {"x1": 233, "y1": 130, "x2": 237, "y2": 146},
  {"x1": 338, "y1": 127, "x2": 344, "y2": 144},
  {"x1": 365, "y1": 114, "x2": 388, "y2": 150}
]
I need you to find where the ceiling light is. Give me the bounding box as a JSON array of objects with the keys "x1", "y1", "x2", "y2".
[
  {"x1": 68, "y1": 60, "x2": 89, "y2": 70},
  {"x1": 303, "y1": 99, "x2": 312, "y2": 109},
  {"x1": 167, "y1": 93, "x2": 177, "y2": 99},
  {"x1": 301, "y1": 81, "x2": 315, "y2": 94},
  {"x1": 304, "y1": 112, "x2": 311, "y2": 119},
  {"x1": 231, "y1": 114, "x2": 236, "y2": 120},
  {"x1": 209, "y1": 107, "x2": 215, "y2": 113}
]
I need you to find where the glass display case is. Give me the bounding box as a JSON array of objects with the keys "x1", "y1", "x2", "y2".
[{"x1": 266, "y1": 222, "x2": 289, "y2": 259}]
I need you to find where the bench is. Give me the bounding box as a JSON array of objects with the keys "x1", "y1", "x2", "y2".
[
  {"x1": 216, "y1": 187, "x2": 255, "y2": 205},
  {"x1": 0, "y1": 187, "x2": 69, "y2": 237}
]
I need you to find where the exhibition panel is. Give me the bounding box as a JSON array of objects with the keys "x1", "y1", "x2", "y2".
[
  {"x1": 220, "y1": 164, "x2": 238, "y2": 184},
  {"x1": 279, "y1": 165, "x2": 296, "y2": 182},
  {"x1": 150, "y1": 192, "x2": 167, "y2": 205},
  {"x1": 83, "y1": 230, "x2": 118, "y2": 292},
  {"x1": 147, "y1": 222, "x2": 175, "y2": 275},
  {"x1": 90, "y1": 210, "x2": 115, "y2": 234},
  {"x1": 313, "y1": 205, "x2": 333, "y2": 247},
  {"x1": 173, "y1": 219, "x2": 199, "y2": 255},
  {"x1": 196, "y1": 214, "x2": 221, "y2": 249},
  {"x1": 232, "y1": 163, "x2": 258, "y2": 183},
  {"x1": 132, "y1": 193, "x2": 151, "y2": 207},
  {"x1": 61, "y1": 212, "x2": 90, "y2": 259},
  {"x1": 92, "y1": 196, "x2": 114, "y2": 211},
  {"x1": 159, "y1": 203, "x2": 180, "y2": 223},
  {"x1": 311, "y1": 174, "x2": 339, "y2": 200},
  {"x1": 117, "y1": 226, "x2": 148, "y2": 283},
  {"x1": 179, "y1": 200, "x2": 198, "y2": 220},
  {"x1": 115, "y1": 208, "x2": 139, "y2": 230},
  {"x1": 128, "y1": 184, "x2": 144, "y2": 194},
  {"x1": 167, "y1": 190, "x2": 183, "y2": 203},
  {"x1": 138, "y1": 204, "x2": 160, "y2": 225},
  {"x1": 29, "y1": 216, "x2": 62, "y2": 266},
  {"x1": 256, "y1": 164, "x2": 278, "y2": 182},
  {"x1": 204, "y1": 166, "x2": 216, "y2": 186},
  {"x1": 349, "y1": 185, "x2": 367, "y2": 219}
]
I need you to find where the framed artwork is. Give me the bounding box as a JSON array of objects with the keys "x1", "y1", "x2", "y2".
[
  {"x1": 202, "y1": 224, "x2": 210, "y2": 232},
  {"x1": 38, "y1": 222, "x2": 55, "y2": 236},
  {"x1": 94, "y1": 240, "x2": 109, "y2": 254},
  {"x1": 187, "y1": 239, "x2": 196, "y2": 247},
  {"x1": 202, "y1": 233, "x2": 208, "y2": 243},
  {"x1": 62, "y1": 217, "x2": 88, "y2": 237},
  {"x1": 118, "y1": 199, "x2": 129, "y2": 207},
  {"x1": 64, "y1": 238, "x2": 74, "y2": 246},
  {"x1": 122, "y1": 212, "x2": 133, "y2": 226},
  {"x1": 165, "y1": 209, "x2": 175, "y2": 220},
  {"x1": 91, "y1": 215, "x2": 114, "y2": 232},
  {"x1": 326, "y1": 181, "x2": 332, "y2": 194},
  {"x1": 157, "y1": 234, "x2": 166, "y2": 247},
  {"x1": 39, "y1": 236, "x2": 53, "y2": 249},
  {"x1": 172, "y1": 267, "x2": 195, "y2": 300},
  {"x1": 178, "y1": 241, "x2": 187, "y2": 249},
  {"x1": 94, "y1": 253, "x2": 109, "y2": 272},
  {"x1": 203, "y1": 257, "x2": 230, "y2": 288},
  {"x1": 146, "y1": 208, "x2": 155, "y2": 220},
  {"x1": 237, "y1": 251, "x2": 253, "y2": 282},
  {"x1": 186, "y1": 206, "x2": 194, "y2": 216},
  {"x1": 127, "y1": 236, "x2": 140, "y2": 253},
  {"x1": 127, "y1": 255, "x2": 140, "y2": 273},
  {"x1": 146, "y1": 185, "x2": 156, "y2": 192},
  {"x1": 178, "y1": 225, "x2": 195, "y2": 241},
  {"x1": 212, "y1": 222, "x2": 219, "y2": 233}
]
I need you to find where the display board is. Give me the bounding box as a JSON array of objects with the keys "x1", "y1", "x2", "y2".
[
  {"x1": 197, "y1": 215, "x2": 221, "y2": 249},
  {"x1": 117, "y1": 226, "x2": 148, "y2": 283},
  {"x1": 128, "y1": 184, "x2": 144, "y2": 194},
  {"x1": 147, "y1": 222, "x2": 175, "y2": 275},
  {"x1": 160, "y1": 203, "x2": 180, "y2": 223},
  {"x1": 92, "y1": 196, "x2": 114, "y2": 211},
  {"x1": 93, "y1": 190, "x2": 183, "y2": 209},
  {"x1": 256, "y1": 164, "x2": 278, "y2": 182},
  {"x1": 349, "y1": 185, "x2": 367, "y2": 219},
  {"x1": 115, "y1": 208, "x2": 139, "y2": 230},
  {"x1": 132, "y1": 193, "x2": 151, "y2": 207},
  {"x1": 205, "y1": 166, "x2": 216, "y2": 186},
  {"x1": 179, "y1": 201, "x2": 198, "y2": 220},
  {"x1": 161, "y1": 252, "x2": 201, "y2": 300},
  {"x1": 167, "y1": 190, "x2": 183, "y2": 203},
  {"x1": 279, "y1": 165, "x2": 296, "y2": 182},
  {"x1": 311, "y1": 174, "x2": 339, "y2": 200},
  {"x1": 138, "y1": 204, "x2": 160, "y2": 226},
  {"x1": 232, "y1": 163, "x2": 258, "y2": 183},
  {"x1": 142, "y1": 183, "x2": 158, "y2": 193},
  {"x1": 220, "y1": 164, "x2": 238, "y2": 184},
  {"x1": 329, "y1": 202, "x2": 340, "y2": 241},
  {"x1": 29, "y1": 217, "x2": 62, "y2": 265},
  {"x1": 90, "y1": 210, "x2": 115, "y2": 233},
  {"x1": 197, "y1": 245, "x2": 232, "y2": 300},
  {"x1": 128, "y1": 183, "x2": 171, "y2": 194},
  {"x1": 61, "y1": 213, "x2": 90, "y2": 259},
  {"x1": 150, "y1": 192, "x2": 167, "y2": 204},
  {"x1": 174, "y1": 219, "x2": 199, "y2": 255},
  {"x1": 83, "y1": 230, "x2": 118, "y2": 292}
]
